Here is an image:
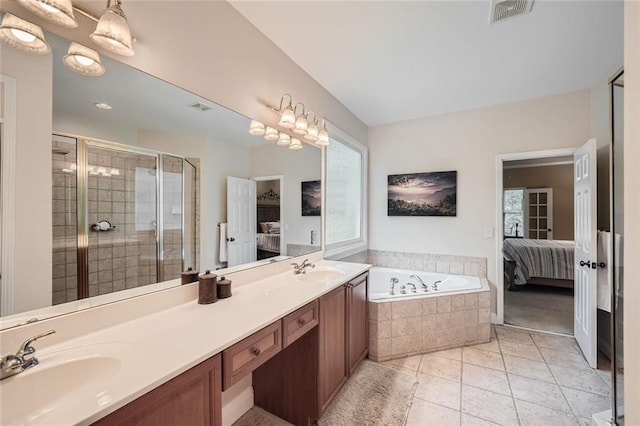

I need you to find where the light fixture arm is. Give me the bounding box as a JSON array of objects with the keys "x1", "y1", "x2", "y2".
[
  {"x1": 306, "y1": 111, "x2": 317, "y2": 124},
  {"x1": 293, "y1": 102, "x2": 306, "y2": 117},
  {"x1": 278, "y1": 94, "x2": 293, "y2": 112}
]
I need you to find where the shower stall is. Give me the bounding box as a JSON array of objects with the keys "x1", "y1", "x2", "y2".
[{"x1": 51, "y1": 134, "x2": 198, "y2": 305}]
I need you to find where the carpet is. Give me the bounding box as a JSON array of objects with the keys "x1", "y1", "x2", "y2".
[
  {"x1": 233, "y1": 406, "x2": 292, "y2": 426},
  {"x1": 318, "y1": 360, "x2": 418, "y2": 426},
  {"x1": 504, "y1": 284, "x2": 574, "y2": 334}
]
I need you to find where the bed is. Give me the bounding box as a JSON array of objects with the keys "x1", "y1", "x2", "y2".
[
  {"x1": 257, "y1": 205, "x2": 281, "y2": 260},
  {"x1": 503, "y1": 238, "x2": 575, "y2": 290}
]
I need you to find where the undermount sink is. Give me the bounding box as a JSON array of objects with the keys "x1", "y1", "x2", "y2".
[
  {"x1": 296, "y1": 266, "x2": 345, "y2": 283},
  {"x1": 1, "y1": 344, "x2": 129, "y2": 425}
]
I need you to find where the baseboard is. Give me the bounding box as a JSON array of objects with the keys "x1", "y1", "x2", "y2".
[
  {"x1": 491, "y1": 313, "x2": 500, "y2": 324},
  {"x1": 222, "y1": 385, "x2": 254, "y2": 426}
]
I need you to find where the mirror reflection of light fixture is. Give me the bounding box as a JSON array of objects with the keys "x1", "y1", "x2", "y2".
[
  {"x1": 293, "y1": 103, "x2": 308, "y2": 135},
  {"x1": 316, "y1": 119, "x2": 330, "y2": 146},
  {"x1": 0, "y1": 13, "x2": 50, "y2": 55},
  {"x1": 304, "y1": 113, "x2": 319, "y2": 142},
  {"x1": 63, "y1": 42, "x2": 105, "y2": 76},
  {"x1": 90, "y1": 0, "x2": 135, "y2": 57},
  {"x1": 249, "y1": 120, "x2": 266, "y2": 136},
  {"x1": 264, "y1": 126, "x2": 279, "y2": 141},
  {"x1": 277, "y1": 132, "x2": 291, "y2": 146},
  {"x1": 277, "y1": 94, "x2": 295, "y2": 129},
  {"x1": 16, "y1": 0, "x2": 78, "y2": 28},
  {"x1": 289, "y1": 138, "x2": 303, "y2": 150}
]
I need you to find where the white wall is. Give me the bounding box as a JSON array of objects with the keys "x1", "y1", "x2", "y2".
[
  {"x1": 1, "y1": 46, "x2": 53, "y2": 314},
  {"x1": 624, "y1": 2, "x2": 640, "y2": 423},
  {"x1": 368, "y1": 90, "x2": 591, "y2": 313}
]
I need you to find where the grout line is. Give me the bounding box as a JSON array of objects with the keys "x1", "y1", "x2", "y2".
[{"x1": 495, "y1": 326, "x2": 522, "y2": 425}]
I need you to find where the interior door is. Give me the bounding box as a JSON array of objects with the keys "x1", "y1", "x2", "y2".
[
  {"x1": 226, "y1": 177, "x2": 256, "y2": 267},
  {"x1": 525, "y1": 188, "x2": 553, "y2": 239},
  {"x1": 574, "y1": 138, "x2": 598, "y2": 368}
]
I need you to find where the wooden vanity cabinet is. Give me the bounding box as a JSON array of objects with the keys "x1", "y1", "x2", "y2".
[
  {"x1": 92, "y1": 354, "x2": 222, "y2": 426},
  {"x1": 347, "y1": 272, "x2": 368, "y2": 374}
]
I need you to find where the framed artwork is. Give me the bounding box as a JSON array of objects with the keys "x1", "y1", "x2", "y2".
[
  {"x1": 388, "y1": 171, "x2": 457, "y2": 216},
  {"x1": 301, "y1": 180, "x2": 321, "y2": 216}
]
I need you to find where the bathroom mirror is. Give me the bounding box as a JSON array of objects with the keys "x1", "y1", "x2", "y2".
[{"x1": 0, "y1": 28, "x2": 322, "y2": 329}]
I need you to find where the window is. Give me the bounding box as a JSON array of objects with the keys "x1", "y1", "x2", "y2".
[
  {"x1": 324, "y1": 129, "x2": 367, "y2": 256},
  {"x1": 503, "y1": 188, "x2": 524, "y2": 237}
]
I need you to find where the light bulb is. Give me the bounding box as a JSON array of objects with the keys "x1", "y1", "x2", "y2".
[
  {"x1": 39, "y1": 3, "x2": 60, "y2": 13},
  {"x1": 10, "y1": 28, "x2": 36, "y2": 43},
  {"x1": 75, "y1": 55, "x2": 95, "y2": 66}
]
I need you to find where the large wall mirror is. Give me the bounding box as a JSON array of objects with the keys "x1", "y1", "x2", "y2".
[{"x1": 0, "y1": 25, "x2": 322, "y2": 329}]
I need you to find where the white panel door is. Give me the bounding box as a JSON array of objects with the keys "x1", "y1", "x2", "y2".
[
  {"x1": 524, "y1": 188, "x2": 553, "y2": 239},
  {"x1": 226, "y1": 177, "x2": 256, "y2": 267},
  {"x1": 574, "y1": 138, "x2": 598, "y2": 368}
]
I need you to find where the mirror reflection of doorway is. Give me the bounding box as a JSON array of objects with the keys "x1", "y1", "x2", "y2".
[{"x1": 255, "y1": 177, "x2": 283, "y2": 261}]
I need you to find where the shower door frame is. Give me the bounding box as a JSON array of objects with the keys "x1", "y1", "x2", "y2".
[{"x1": 54, "y1": 132, "x2": 193, "y2": 300}]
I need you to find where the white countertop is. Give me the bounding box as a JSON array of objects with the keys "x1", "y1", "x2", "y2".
[{"x1": 0, "y1": 260, "x2": 370, "y2": 426}]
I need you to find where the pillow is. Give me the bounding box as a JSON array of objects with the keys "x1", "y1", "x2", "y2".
[
  {"x1": 266, "y1": 222, "x2": 281, "y2": 234},
  {"x1": 259, "y1": 222, "x2": 269, "y2": 233}
]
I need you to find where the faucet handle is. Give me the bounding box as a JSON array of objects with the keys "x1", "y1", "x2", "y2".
[
  {"x1": 290, "y1": 262, "x2": 300, "y2": 268},
  {"x1": 17, "y1": 329, "x2": 56, "y2": 357}
]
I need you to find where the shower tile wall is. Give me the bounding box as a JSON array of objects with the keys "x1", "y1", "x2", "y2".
[{"x1": 52, "y1": 139, "x2": 78, "y2": 305}]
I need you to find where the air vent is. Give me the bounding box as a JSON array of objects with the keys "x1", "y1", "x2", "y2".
[
  {"x1": 490, "y1": 0, "x2": 534, "y2": 24},
  {"x1": 188, "y1": 101, "x2": 214, "y2": 112}
]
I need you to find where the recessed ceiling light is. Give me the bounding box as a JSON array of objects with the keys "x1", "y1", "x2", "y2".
[{"x1": 94, "y1": 102, "x2": 112, "y2": 110}]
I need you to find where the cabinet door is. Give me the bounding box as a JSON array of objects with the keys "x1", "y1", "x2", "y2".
[
  {"x1": 347, "y1": 273, "x2": 368, "y2": 375},
  {"x1": 92, "y1": 354, "x2": 222, "y2": 426},
  {"x1": 317, "y1": 284, "x2": 347, "y2": 416}
]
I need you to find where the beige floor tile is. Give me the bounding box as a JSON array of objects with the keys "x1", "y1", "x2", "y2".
[
  {"x1": 514, "y1": 399, "x2": 578, "y2": 426},
  {"x1": 561, "y1": 386, "x2": 610, "y2": 419},
  {"x1": 495, "y1": 326, "x2": 535, "y2": 345},
  {"x1": 509, "y1": 374, "x2": 572, "y2": 413},
  {"x1": 460, "y1": 413, "x2": 500, "y2": 426},
  {"x1": 577, "y1": 416, "x2": 596, "y2": 426},
  {"x1": 416, "y1": 373, "x2": 462, "y2": 410},
  {"x1": 462, "y1": 347, "x2": 505, "y2": 371},
  {"x1": 530, "y1": 332, "x2": 580, "y2": 354},
  {"x1": 383, "y1": 354, "x2": 423, "y2": 373},
  {"x1": 406, "y1": 398, "x2": 461, "y2": 426},
  {"x1": 462, "y1": 363, "x2": 511, "y2": 396},
  {"x1": 419, "y1": 354, "x2": 462, "y2": 382},
  {"x1": 468, "y1": 339, "x2": 501, "y2": 354},
  {"x1": 548, "y1": 364, "x2": 610, "y2": 396},
  {"x1": 503, "y1": 354, "x2": 555, "y2": 383},
  {"x1": 539, "y1": 347, "x2": 590, "y2": 369},
  {"x1": 461, "y1": 385, "x2": 518, "y2": 426},
  {"x1": 499, "y1": 340, "x2": 544, "y2": 362},
  {"x1": 432, "y1": 347, "x2": 463, "y2": 361}
]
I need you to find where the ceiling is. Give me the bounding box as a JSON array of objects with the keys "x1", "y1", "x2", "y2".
[{"x1": 230, "y1": 1, "x2": 623, "y2": 126}]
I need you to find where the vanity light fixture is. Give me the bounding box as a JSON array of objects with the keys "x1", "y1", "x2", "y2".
[
  {"x1": 277, "y1": 132, "x2": 291, "y2": 146},
  {"x1": 293, "y1": 103, "x2": 308, "y2": 135},
  {"x1": 304, "y1": 113, "x2": 319, "y2": 143},
  {"x1": 248, "y1": 120, "x2": 266, "y2": 136},
  {"x1": 90, "y1": 0, "x2": 135, "y2": 57},
  {"x1": 277, "y1": 94, "x2": 295, "y2": 129},
  {"x1": 94, "y1": 102, "x2": 112, "y2": 110},
  {"x1": 16, "y1": 0, "x2": 78, "y2": 28},
  {"x1": 0, "y1": 13, "x2": 50, "y2": 54},
  {"x1": 266, "y1": 94, "x2": 330, "y2": 146},
  {"x1": 289, "y1": 138, "x2": 303, "y2": 150},
  {"x1": 264, "y1": 126, "x2": 279, "y2": 141},
  {"x1": 316, "y1": 119, "x2": 330, "y2": 146},
  {"x1": 64, "y1": 42, "x2": 105, "y2": 76}
]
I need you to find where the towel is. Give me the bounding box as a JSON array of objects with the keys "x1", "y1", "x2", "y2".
[
  {"x1": 219, "y1": 223, "x2": 228, "y2": 263},
  {"x1": 596, "y1": 230, "x2": 611, "y2": 312}
]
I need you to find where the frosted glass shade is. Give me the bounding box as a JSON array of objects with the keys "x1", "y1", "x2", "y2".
[
  {"x1": 316, "y1": 126, "x2": 329, "y2": 146},
  {"x1": 0, "y1": 14, "x2": 50, "y2": 55},
  {"x1": 90, "y1": 2, "x2": 135, "y2": 57},
  {"x1": 293, "y1": 115, "x2": 308, "y2": 135},
  {"x1": 248, "y1": 120, "x2": 265, "y2": 136},
  {"x1": 16, "y1": 0, "x2": 78, "y2": 28},
  {"x1": 278, "y1": 106, "x2": 295, "y2": 129},
  {"x1": 304, "y1": 122, "x2": 319, "y2": 142},
  {"x1": 264, "y1": 127, "x2": 279, "y2": 141},
  {"x1": 289, "y1": 138, "x2": 303, "y2": 150},
  {"x1": 277, "y1": 133, "x2": 291, "y2": 146},
  {"x1": 63, "y1": 42, "x2": 105, "y2": 77}
]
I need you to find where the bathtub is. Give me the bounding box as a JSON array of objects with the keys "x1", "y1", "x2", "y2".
[
  {"x1": 368, "y1": 267, "x2": 482, "y2": 302},
  {"x1": 367, "y1": 266, "x2": 491, "y2": 362}
]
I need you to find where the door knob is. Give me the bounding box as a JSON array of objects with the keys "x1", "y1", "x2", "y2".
[
  {"x1": 226, "y1": 237, "x2": 235, "y2": 242},
  {"x1": 579, "y1": 260, "x2": 591, "y2": 268}
]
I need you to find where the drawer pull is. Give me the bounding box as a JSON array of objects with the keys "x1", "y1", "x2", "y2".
[
  {"x1": 251, "y1": 347, "x2": 261, "y2": 356},
  {"x1": 298, "y1": 318, "x2": 306, "y2": 326}
]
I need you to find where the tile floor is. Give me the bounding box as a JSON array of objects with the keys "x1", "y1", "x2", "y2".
[{"x1": 384, "y1": 325, "x2": 612, "y2": 426}]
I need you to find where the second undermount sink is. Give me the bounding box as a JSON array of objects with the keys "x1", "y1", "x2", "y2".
[{"x1": 296, "y1": 266, "x2": 345, "y2": 283}]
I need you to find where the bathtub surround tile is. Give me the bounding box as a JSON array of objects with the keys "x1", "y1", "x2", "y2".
[
  {"x1": 548, "y1": 364, "x2": 610, "y2": 396},
  {"x1": 437, "y1": 296, "x2": 452, "y2": 313},
  {"x1": 406, "y1": 398, "x2": 460, "y2": 426},
  {"x1": 463, "y1": 347, "x2": 505, "y2": 371},
  {"x1": 369, "y1": 302, "x2": 391, "y2": 321},
  {"x1": 423, "y1": 260, "x2": 437, "y2": 272},
  {"x1": 392, "y1": 299, "x2": 422, "y2": 319},
  {"x1": 392, "y1": 317, "x2": 422, "y2": 337},
  {"x1": 409, "y1": 255, "x2": 424, "y2": 271},
  {"x1": 436, "y1": 261, "x2": 451, "y2": 274},
  {"x1": 462, "y1": 363, "x2": 512, "y2": 396},
  {"x1": 477, "y1": 324, "x2": 491, "y2": 341},
  {"x1": 419, "y1": 354, "x2": 462, "y2": 382},
  {"x1": 464, "y1": 294, "x2": 478, "y2": 309},
  {"x1": 392, "y1": 334, "x2": 422, "y2": 356},
  {"x1": 561, "y1": 387, "x2": 610, "y2": 418},
  {"x1": 422, "y1": 298, "x2": 438, "y2": 315},
  {"x1": 514, "y1": 399, "x2": 578, "y2": 426},
  {"x1": 503, "y1": 355, "x2": 554, "y2": 383},
  {"x1": 398, "y1": 255, "x2": 411, "y2": 270},
  {"x1": 499, "y1": 340, "x2": 544, "y2": 362},
  {"x1": 415, "y1": 373, "x2": 461, "y2": 410},
  {"x1": 437, "y1": 312, "x2": 453, "y2": 330},
  {"x1": 451, "y1": 294, "x2": 466, "y2": 311},
  {"x1": 508, "y1": 374, "x2": 571, "y2": 413},
  {"x1": 461, "y1": 385, "x2": 519, "y2": 426},
  {"x1": 478, "y1": 308, "x2": 491, "y2": 324},
  {"x1": 465, "y1": 326, "x2": 478, "y2": 343}
]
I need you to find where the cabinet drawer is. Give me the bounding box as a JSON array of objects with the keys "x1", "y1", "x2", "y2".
[
  {"x1": 223, "y1": 321, "x2": 282, "y2": 390},
  {"x1": 282, "y1": 300, "x2": 318, "y2": 347}
]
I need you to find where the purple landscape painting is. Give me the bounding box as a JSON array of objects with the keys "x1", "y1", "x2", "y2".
[
  {"x1": 388, "y1": 171, "x2": 457, "y2": 216},
  {"x1": 301, "y1": 180, "x2": 321, "y2": 216}
]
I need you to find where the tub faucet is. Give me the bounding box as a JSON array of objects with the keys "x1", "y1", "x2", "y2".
[
  {"x1": 406, "y1": 283, "x2": 417, "y2": 293},
  {"x1": 1, "y1": 329, "x2": 56, "y2": 380},
  {"x1": 433, "y1": 280, "x2": 442, "y2": 291},
  {"x1": 291, "y1": 259, "x2": 315, "y2": 274},
  {"x1": 399, "y1": 284, "x2": 407, "y2": 294},
  {"x1": 410, "y1": 274, "x2": 428, "y2": 291},
  {"x1": 389, "y1": 277, "x2": 399, "y2": 295}
]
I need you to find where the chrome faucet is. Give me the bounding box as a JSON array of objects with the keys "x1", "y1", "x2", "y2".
[
  {"x1": 389, "y1": 277, "x2": 399, "y2": 295},
  {"x1": 1, "y1": 329, "x2": 56, "y2": 380},
  {"x1": 291, "y1": 259, "x2": 315, "y2": 275},
  {"x1": 410, "y1": 274, "x2": 428, "y2": 291},
  {"x1": 406, "y1": 282, "x2": 417, "y2": 293},
  {"x1": 399, "y1": 284, "x2": 407, "y2": 294},
  {"x1": 433, "y1": 280, "x2": 442, "y2": 291}
]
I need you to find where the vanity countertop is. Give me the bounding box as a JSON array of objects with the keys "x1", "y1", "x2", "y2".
[{"x1": 0, "y1": 260, "x2": 370, "y2": 426}]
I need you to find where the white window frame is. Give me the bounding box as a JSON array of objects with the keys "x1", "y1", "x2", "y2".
[
  {"x1": 503, "y1": 187, "x2": 526, "y2": 238},
  {"x1": 322, "y1": 123, "x2": 368, "y2": 259}
]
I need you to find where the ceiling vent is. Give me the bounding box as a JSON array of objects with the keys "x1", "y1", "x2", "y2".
[
  {"x1": 489, "y1": 0, "x2": 534, "y2": 24},
  {"x1": 188, "y1": 101, "x2": 213, "y2": 112}
]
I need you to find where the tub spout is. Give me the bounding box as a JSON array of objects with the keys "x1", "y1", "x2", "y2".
[{"x1": 406, "y1": 283, "x2": 417, "y2": 293}]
